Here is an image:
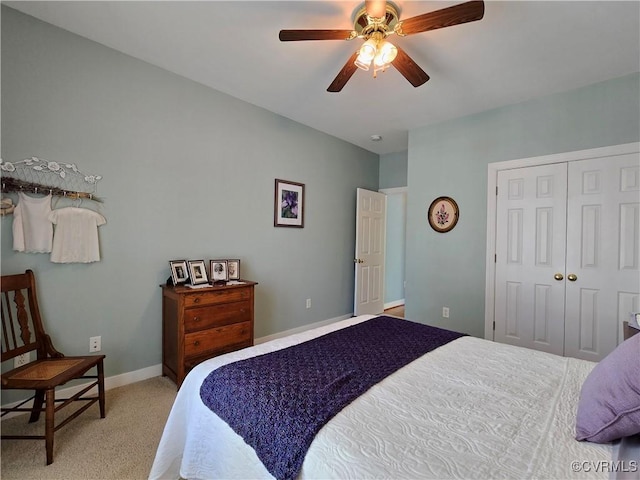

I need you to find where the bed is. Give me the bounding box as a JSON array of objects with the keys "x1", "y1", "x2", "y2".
[{"x1": 149, "y1": 314, "x2": 639, "y2": 480}]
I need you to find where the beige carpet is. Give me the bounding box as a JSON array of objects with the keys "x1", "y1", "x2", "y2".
[{"x1": 1, "y1": 375, "x2": 177, "y2": 480}]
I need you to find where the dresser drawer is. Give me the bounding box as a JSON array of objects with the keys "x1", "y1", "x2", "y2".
[
  {"x1": 162, "y1": 281, "x2": 256, "y2": 388},
  {"x1": 184, "y1": 288, "x2": 251, "y2": 308},
  {"x1": 184, "y1": 321, "x2": 252, "y2": 358},
  {"x1": 184, "y1": 301, "x2": 251, "y2": 333}
]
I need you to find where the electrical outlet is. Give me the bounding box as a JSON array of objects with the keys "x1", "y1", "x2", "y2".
[
  {"x1": 14, "y1": 352, "x2": 30, "y2": 368},
  {"x1": 306, "y1": 298, "x2": 311, "y2": 309},
  {"x1": 442, "y1": 307, "x2": 450, "y2": 318},
  {"x1": 89, "y1": 336, "x2": 101, "y2": 353}
]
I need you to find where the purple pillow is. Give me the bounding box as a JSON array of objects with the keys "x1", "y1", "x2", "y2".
[{"x1": 575, "y1": 334, "x2": 640, "y2": 443}]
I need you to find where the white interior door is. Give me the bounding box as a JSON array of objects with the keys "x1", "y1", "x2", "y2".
[
  {"x1": 354, "y1": 188, "x2": 386, "y2": 316},
  {"x1": 564, "y1": 154, "x2": 640, "y2": 361},
  {"x1": 494, "y1": 163, "x2": 568, "y2": 355}
]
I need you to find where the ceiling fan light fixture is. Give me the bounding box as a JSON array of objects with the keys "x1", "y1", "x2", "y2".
[
  {"x1": 355, "y1": 38, "x2": 377, "y2": 70},
  {"x1": 280, "y1": 0, "x2": 484, "y2": 92},
  {"x1": 374, "y1": 40, "x2": 397, "y2": 67},
  {"x1": 354, "y1": 57, "x2": 371, "y2": 71}
]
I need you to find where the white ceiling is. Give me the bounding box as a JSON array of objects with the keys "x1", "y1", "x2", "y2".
[{"x1": 4, "y1": 1, "x2": 640, "y2": 155}]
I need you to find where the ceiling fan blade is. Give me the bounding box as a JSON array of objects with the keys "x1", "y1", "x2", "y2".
[
  {"x1": 365, "y1": 0, "x2": 387, "y2": 18},
  {"x1": 279, "y1": 30, "x2": 354, "y2": 41},
  {"x1": 398, "y1": 0, "x2": 484, "y2": 36},
  {"x1": 392, "y1": 46, "x2": 430, "y2": 87},
  {"x1": 327, "y1": 51, "x2": 360, "y2": 92}
]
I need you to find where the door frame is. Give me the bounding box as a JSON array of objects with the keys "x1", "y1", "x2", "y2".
[
  {"x1": 379, "y1": 186, "x2": 407, "y2": 310},
  {"x1": 484, "y1": 142, "x2": 640, "y2": 340}
]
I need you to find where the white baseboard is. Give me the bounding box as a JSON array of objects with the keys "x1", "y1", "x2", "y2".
[
  {"x1": 103, "y1": 363, "x2": 162, "y2": 390},
  {"x1": 255, "y1": 313, "x2": 353, "y2": 345},
  {"x1": 384, "y1": 299, "x2": 405, "y2": 310}
]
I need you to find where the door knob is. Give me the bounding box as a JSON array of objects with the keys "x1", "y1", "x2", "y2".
[
  {"x1": 354, "y1": 259, "x2": 364, "y2": 264},
  {"x1": 567, "y1": 274, "x2": 578, "y2": 282},
  {"x1": 554, "y1": 273, "x2": 564, "y2": 281}
]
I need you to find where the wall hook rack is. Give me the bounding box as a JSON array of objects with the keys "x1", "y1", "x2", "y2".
[{"x1": 0, "y1": 157, "x2": 103, "y2": 202}]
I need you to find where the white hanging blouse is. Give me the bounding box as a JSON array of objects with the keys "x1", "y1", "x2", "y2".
[
  {"x1": 48, "y1": 207, "x2": 106, "y2": 263},
  {"x1": 12, "y1": 192, "x2": 53, "y2": 253}
]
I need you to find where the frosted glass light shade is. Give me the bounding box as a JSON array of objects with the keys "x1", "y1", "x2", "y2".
[
  {"x1": 374, "y1": 40, "x2": 398, "y2": 67},
  {"x1": 355, "y1": 38, "x2": 377, "y2": 71}
]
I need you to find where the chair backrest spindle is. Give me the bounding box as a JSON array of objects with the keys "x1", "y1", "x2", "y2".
[{"x1": 1, "y1": 270, "x2": 43, "y2": 362}]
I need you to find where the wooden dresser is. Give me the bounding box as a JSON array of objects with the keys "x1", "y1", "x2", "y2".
[{"x1": 161, "y1": 281, "x2": 257, "y2": 387}]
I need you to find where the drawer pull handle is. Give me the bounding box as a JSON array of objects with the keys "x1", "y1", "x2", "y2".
[
  {"x1": 194, "y1": 340, "x2": 200, "y2": 346},
  {"x1": 193, "y1": 298, "x2": 200, "y2": 304},
  {"x1": 193, "y1": 317, "x2": 200, "y2": 322}
]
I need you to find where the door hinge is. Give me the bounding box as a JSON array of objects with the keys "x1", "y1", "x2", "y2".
[
  {"x1": 493, "y1": 321, "x2": 496, "y2": 330},
  {"x1": 494, "y1": 253, "x2": 497, "y2": 263},
  {"x1": 496, "y1": 186, "x2": 498, "y2": 195}
]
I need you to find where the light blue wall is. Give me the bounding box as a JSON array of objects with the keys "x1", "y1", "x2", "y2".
[
  {"x1": 379, "y1": 151, "x2": 407, "y2": 189},
  {"x1": 406, "y1": 72, "x2": 640, "y2": 337},
  {"x1": 0, "y1": 7, "x2": 379, "y2": 388}
]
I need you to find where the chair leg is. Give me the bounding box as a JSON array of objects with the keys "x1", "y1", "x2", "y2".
[
  {"x1": 45, "y1": 388, "x2": 55, "y2": 465},
  {"x1": 97, "y1": 359, "x2": 106, "y2": 418},
  {"x1": 29, "y1": 389, "x2": 45, "y2": 423}
]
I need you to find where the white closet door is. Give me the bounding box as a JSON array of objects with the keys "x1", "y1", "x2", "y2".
[
  {"x1": 494, "y1": 163, "x2": 568, "y2": 355},
  {"x1": 564, "y1": 154, "x2": 640, "y2": 361}
]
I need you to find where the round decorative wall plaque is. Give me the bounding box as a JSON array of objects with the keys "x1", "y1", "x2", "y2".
[{"x1": 427, "y1": 196, "x2": 459, "y2": 233}]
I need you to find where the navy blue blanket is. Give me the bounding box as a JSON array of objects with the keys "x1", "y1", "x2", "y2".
[{"x1": 200, "y1": 316, "x2": 466, "y2": 480}]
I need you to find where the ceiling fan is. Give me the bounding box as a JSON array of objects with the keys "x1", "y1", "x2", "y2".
[{"x1": 279, "y1": 0, "x2": 484, "y2": 92}]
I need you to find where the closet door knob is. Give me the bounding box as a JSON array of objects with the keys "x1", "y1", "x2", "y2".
[
  {"x1": 567, "y1": 274, "x2": 578, "y2": 282},
  {"x1": 554, "y1": 273, "x2": 564, "y2": 281}
]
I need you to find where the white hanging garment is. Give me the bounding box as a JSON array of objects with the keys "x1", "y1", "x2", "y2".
[
  {"x1": 48, "y1": 207, "x2": 106, "y2": 263},
  {"x1": 13, "y1": 192, "x2": 53, "y2": 253}
]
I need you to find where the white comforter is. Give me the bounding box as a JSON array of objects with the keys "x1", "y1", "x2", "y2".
[{"x1": 149, "y1": 315, "x2": 611, "y2": 480}]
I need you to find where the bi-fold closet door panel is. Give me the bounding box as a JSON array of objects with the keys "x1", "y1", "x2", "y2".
[
  {"x1": 494, "y1": 153, "x2": 640, "y2": 361},
  {"x1": 495, "y1": 163, "x2": 568, "y2": 356},
  {"x1": 564, "y1": 154, "x2": 640, "y2": 361}
]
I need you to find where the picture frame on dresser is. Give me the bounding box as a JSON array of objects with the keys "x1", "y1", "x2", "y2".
[
  {"x1": 187, "y1": 260, "x2": 208, "y2": 285},
  {"x1": 169, "y1": 260, "x2": 189, "y2": 285},
  {"x1": 227, "y1": 259, "x2": 240, "y2": 280},
  {"x1": 210, "y1": 260, "x2": 229, "y2": 283}
]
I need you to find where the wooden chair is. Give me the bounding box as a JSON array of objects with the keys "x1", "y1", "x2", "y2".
[{"x1": 1, "y1": 269, "x2": 106, "y2": 465}]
